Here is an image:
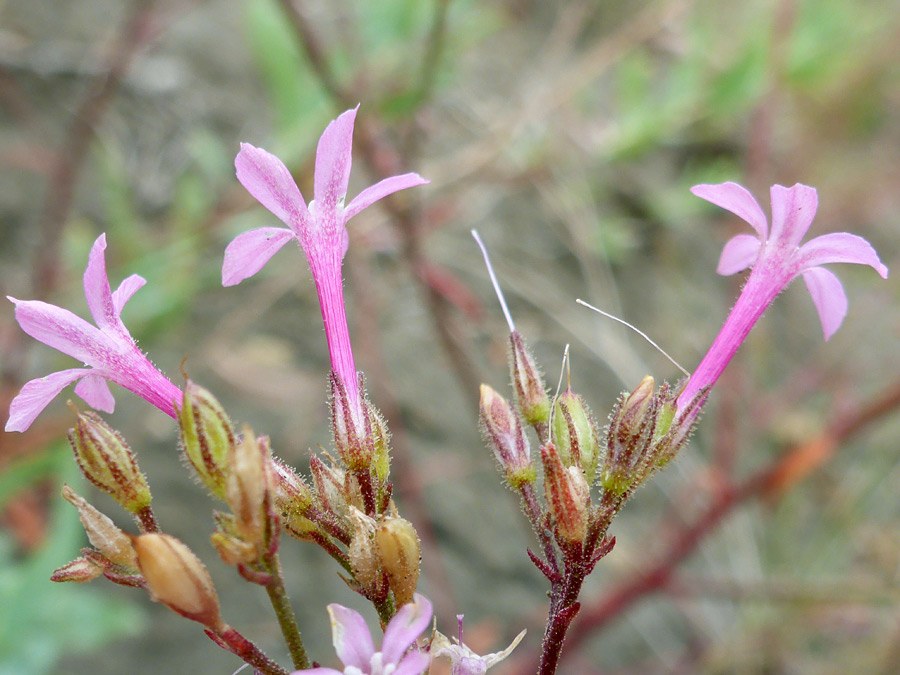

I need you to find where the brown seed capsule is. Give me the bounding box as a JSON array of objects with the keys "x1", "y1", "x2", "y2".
[
  {"x1": 375, "y1": 516, "x2": 421, "y2": 606},
  {"x1": 347, "y1": 508, "x2": 383, "y2": 596},
  {"x1": 133, "y1": 533, "x2": 224, "y2": 630},
  {"x1": 62, "y1": 485, "x2": 138, "y2": 568},
  {"x1": 226, "y1": 427, "x2": 271, "y2": 548},
  {"x1": 51, "y1": 556, "x2": 104, "y2": 583}
]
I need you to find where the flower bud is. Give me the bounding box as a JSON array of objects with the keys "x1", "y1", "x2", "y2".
[
  {"x1": 510, "y1": 332, "x2": 551, "y2": 426},
  {"x1": 367, "y1": 403, "x2": 391, "y2": 484},
  {"x1": 375, "y1": 516, "x2": 421, "y2": 606},
  {"x1": 226, "y1": 427, "x2": 273, "y2": 548},
  {"x1": 479, "y1": 384, "x2": 535, "y2": 488},
  {"x1": 62, "y1": 485, "x2": 138, "y2": 568},
  {"x1": 51, "y1": 556, "x2": 104, "y2": 583},
  {"x1": 601, "y1": 376, "x2": 665, "y2": 495},
  {"x1": 330, "y1": 372, "x2": 370, "y2": 471},
  {"x1": 614, "y1": 376, "x2": 655, "y2": 446},
  {"x1": 133, "y1": 533, "x2": 224, "y2": 630},
  {"x1": 272, "y1": 458, "x2": 314, "y2": 530},
  {"x1": 551, "y1": 389, "x2": 601, "y2": 485},
  {"x1": 178, "y1": 380, "x2": 235, "y2": 499},
  {"x1": 541, "y1": 443, "x2": 590, "y2": 545},
  {"x1": 68, "y1": 410, "x2": 151, "y2": 514}
]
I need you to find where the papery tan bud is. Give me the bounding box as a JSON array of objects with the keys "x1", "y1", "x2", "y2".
[
  {"x1": 375, "y1": 516, "x2": 421, "y2": 606},
  {"x1": 347, "y1": 508, "x2": 379, "y2": 591},
  {"x1": 510, "y1": 331, "x2": 551, "y2": 426},
  {"x1": 226, "y1": 427, "x2": 269, "y2": 547},
  {"x1": 541, "y1": 444, "x2": 590, "y2": 545},
  {"x1": 210, "y1": 531, "x2": 257, "y2": 566},
  {"x1": 68, "y1": 409, "x2": 151, "y2": 513},
  {"x1": 51, "y1": 556, "x2": 104, "y2": 583},
  {"x1": 479, "y1": 384, "x2": 534, "y2": 488},
  {"x1": 178, "y1": 380, "x2": 235, "y2": 499},
  {"x1": 133, "y1": 533, "x2": 223, "y2": 630},
  {"x1": 62, "y1": 485, "x2": 138, "y2": 568}
]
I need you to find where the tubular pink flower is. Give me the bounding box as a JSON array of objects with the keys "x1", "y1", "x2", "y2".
[
  {"x1": 224, "y1": 107, "x2": 429, "y2": 414},
  {"x1": 292, "y1": 594, "x2": 432, "y2": 675},
  {"x1": 677, "y1": 182, "x2": 888, "y2": 414},
  {"x1": 6, "y1": 234, "x2": 182, "y2": 432}
]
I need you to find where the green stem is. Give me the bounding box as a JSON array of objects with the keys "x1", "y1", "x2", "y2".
[{"x1": 262, "y1": 551, "x2": 310, "y2": 670}]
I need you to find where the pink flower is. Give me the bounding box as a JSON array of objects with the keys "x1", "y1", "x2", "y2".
[
  {"x1": 677, "y1": 182, "x2": 888, "y2": 412},
  {"x1": 6, "y1": 234, "x2": 182, "y2": 432},
  {"x1": 224, "y1": 107, "x2": 428, "y2": 412},
  {"x1": 293, "y1": 594, "x2": 432, "y2": 675},
  {"x1": 431, "y1": 616, "x2": 526, "y2": 675}
]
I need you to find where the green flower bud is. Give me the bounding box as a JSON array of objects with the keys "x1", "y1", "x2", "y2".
[
  {"x1": 67, "y1": 408, "x2": 150, "y2": 514},
  {"x1": 178, "y1": 381, "x2": 235, "y2": 499},
  {"x1": 551, "y1": 389, "x2": 601, "y2": 485}
]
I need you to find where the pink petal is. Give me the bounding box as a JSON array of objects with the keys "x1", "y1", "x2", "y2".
[
  {"x1": 288, "y1": 669, "x2": 342, "y2": 675},
  {"x1": 222, "y1": 227, "x2": 296, "y2": 286},
  {"x1": 691, "y1": 182, "x2": 769, "y2": 240},
  {"x1": 314, "y1": 107, "x2": 358, "y2": 216},
  {"x1": 326, "y1": 603, "x2": 375, "y2": 670},
  {"x1": 801, "y1": 267, "x2": 848, "y2": 341},
  {"x1": 382, "y1": 594, "x2": 433, "y2": 665},
  {"x1": 796, "y1": 232, "x2": 889, "y2": 279},
  {"x1": 344, "y1": 173, "x2": 430, "y2": 221},
  {"x1": 74, "y1": 374, "x2": 116, "y2": 412},
  {"x1": 393, "y1": 651, "x2": 431, "y2": 675},
  {"x1": 6, "y1": 368, "x2": 89, "y2": 432},
  {"x1": 769, "y1": 184, "x2": 817, "y2": 249},
  {"x1": 717, "y1": 233, "x2": 762, "y2": 276},
  {"x1": 9, "y1": 297, "x2": 107, "y2": 365},
  {"x1": 83, "y1": 234, "x2": 119, "y2": 333},
  {"x1": 235, "y1": 143, "x2": 312, "y2": 236},
  {"x1": 112, "y1": 274, "x2": 147, "y2": 315}
]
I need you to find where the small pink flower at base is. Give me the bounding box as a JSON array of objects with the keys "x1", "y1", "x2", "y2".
[
  {"x1": 677, "y1": 182, "x2": 888, "y2": 416},
  {"x1": 224, "y1": 107, "x2": 428, "y2": 415},
  {"x1": 431, "y1": 618, "x2": 526, "y2": 675},
  {"x1": 292, "y1": 594, "x2": 432, "y2": 675},
  {"x1": 6, "y1": 234, "x2": 182, "y2": 432}
]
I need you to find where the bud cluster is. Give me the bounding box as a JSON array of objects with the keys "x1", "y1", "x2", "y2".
[{"x1": 479, "y1": 332, "x2": 699, "y2": 556}]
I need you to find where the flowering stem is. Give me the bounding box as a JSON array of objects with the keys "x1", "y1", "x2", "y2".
[
  {"x1": 208, "y1": 624, "x2": 289, "y2": 675},
  {"x1": 261, "y1": 551, "x2": 310, "y2": 670},
  {"x1": 306, "y1": 530, "x2": 353, "y2": 574},
  {"x1": 374, "y1": 593, "x2": 396, "y2": 627},
  {"x1": 519, "y1": 484, "x2": 560, "y2": 579}
]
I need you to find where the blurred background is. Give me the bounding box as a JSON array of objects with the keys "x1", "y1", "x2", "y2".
[{"x1": 1, "y1": 0, "x2": 899, "y2": 673}]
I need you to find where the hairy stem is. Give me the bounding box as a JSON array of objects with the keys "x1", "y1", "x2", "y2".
[{"x1": 262, "y1": 551, "x2": 309, "y2": 670}]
